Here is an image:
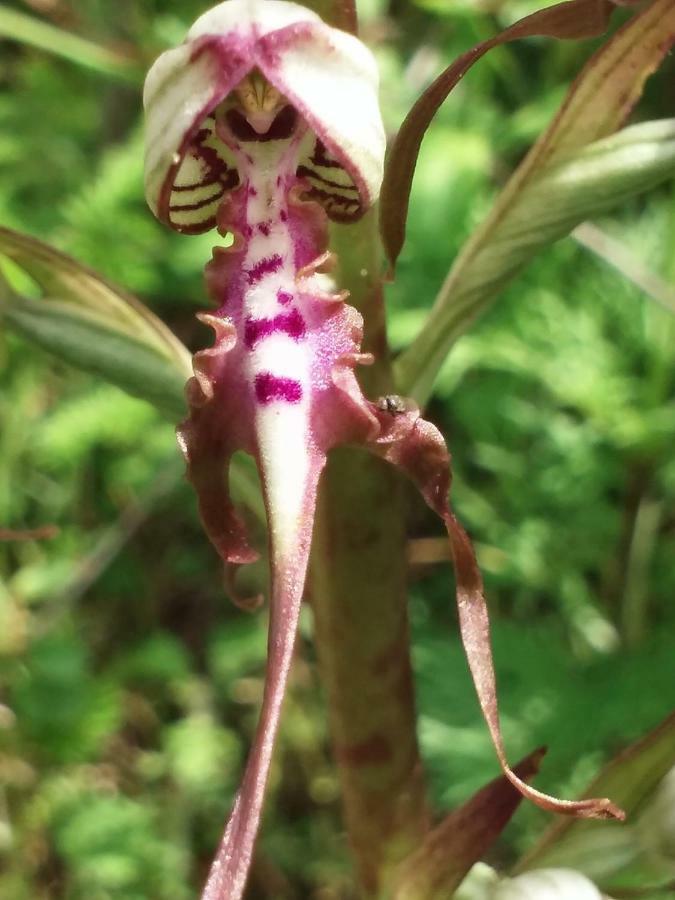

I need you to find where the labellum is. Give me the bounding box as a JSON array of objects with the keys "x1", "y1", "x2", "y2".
[{"x1": 143, "y1": 2, "x2": 624, "y2": 897}]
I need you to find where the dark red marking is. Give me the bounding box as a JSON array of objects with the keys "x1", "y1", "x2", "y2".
[
  {"x1": 254, "y1": 373, "x2": 302, "y2": 404},
  {"x1": 249, "y1": 185, "x2": 257, "y2": 197},
  {"x1": 167, "y1": 125, "x2": 239, "y2": 231},
  {"x1": 181, "y1": 130, "x2": 239, "y2": 191},
  {"x1": 246, "y1": 254, "x2": 283, "y2": 285},
  {"x1": 280, "y1": 210, "x2": 288, "y2": 222},
  {"x1": 277, "y1": 290, "x2": 293, "y2": 305},
  {"x1": 297, "y1": 165, "x2": 357, "y2": 192},
  {"x1": 172, "y1": 177, "x2": 219, "y2": 192},
  {"x1": 257, "y1": 222, "x2": 271, "y2": 236},
  {"x1": 335, "y1": 734, "x2": 392, "y2": 767},
  {"x1": 170, "y1": 190, "x2": 224, "y2": 212},
  {"x1": 244, "y1": 225, "x2": 253, "y2": 238},
  {"x1": 244, "y1": 309, "x2": 306, "y2": 348},
  {"x1": 302, "y1": 186, "x2": 360, "y2": 221},
  {"x1": 310, "y1": 139, "x2": 342, "y2": 169}
]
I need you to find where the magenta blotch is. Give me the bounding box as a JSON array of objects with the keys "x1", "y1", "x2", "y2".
[
  {"x1": 245, "y1": 253, "x2": 283, "y2": 284},
  {"x1": 244, "y1": 309, "x2": 306, "y2": 347},
  {"x1": 254, "y1": 372, "x2": 303, "y2": 404}
]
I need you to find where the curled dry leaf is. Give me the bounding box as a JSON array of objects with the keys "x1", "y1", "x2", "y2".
[
  {"x1": 369, "y1": 404, "x2": 625, "y2": 823},
  {"x1": 516, "y1": 711, "x2": 675, "y2": 875}
]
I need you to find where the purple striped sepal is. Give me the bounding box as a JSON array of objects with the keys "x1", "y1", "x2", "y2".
[{"x1": 143, "y1": 0, "x2": 384, "y2": 233}]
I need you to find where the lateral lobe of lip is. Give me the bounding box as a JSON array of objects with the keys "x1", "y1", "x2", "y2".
[{"x1": 244, "y1": 309, "x2": 306, "y2": 348}]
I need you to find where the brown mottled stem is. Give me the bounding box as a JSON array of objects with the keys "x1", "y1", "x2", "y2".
[
  {"x1": 302, "y1": 0, "x2": 357, "y2": 33},
  {"x1": 309, "y1": 211, "x2": 429, "y2": 896}
]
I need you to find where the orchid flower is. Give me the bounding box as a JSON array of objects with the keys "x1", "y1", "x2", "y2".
[{"x1": 143, "y1": 2, "x2": 623, "y2": 897}]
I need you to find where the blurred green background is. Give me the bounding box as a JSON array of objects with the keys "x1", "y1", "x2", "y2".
[{"x1": 1, "y1": 0, "x2": 674, "y2": 897}]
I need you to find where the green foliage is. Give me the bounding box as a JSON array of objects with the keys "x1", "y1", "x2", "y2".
[
  {"x1": 1, "y1": 0, "x2": 674, "y2": 897},
  {"x1": 0, "y1": 226, "x2": 192, "y2": 419}
]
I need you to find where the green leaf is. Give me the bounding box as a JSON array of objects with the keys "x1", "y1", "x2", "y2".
[
  {"x1": 0, "y1": 7, "x2": 141, "y2": 83},
  {"x1": 0, "y1": 226, "x2": 191, "y2": 420},
  {"x1": 397, "y1": 121, "x2": 675, "y2": 403},
  {"x1": 395, "y1": 0, "x2": 675, "y2": 404},
  {"x1": 514, "y1": 712, "x2": 675, "y2": 883},
  {"x1": 0, "y1": 228, "x2": 266, "y2": 526},
  {"x1": 380, "y1": 0, "x2": 628, "y2": 270}
]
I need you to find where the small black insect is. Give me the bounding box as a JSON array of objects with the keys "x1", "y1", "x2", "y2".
[{"x1": 375, "y1": 394, "x2": 407, "y2": 415}]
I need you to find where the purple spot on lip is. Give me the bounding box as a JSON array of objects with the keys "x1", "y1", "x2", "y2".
[
  {"x1": 277, "y1": 290, "x2": 293, "y2": 305},
  {"x1": 280, "y1": 210, "x2": 288, "y2": 222},
  {"x1": 244, "y1": 224, "x2": 253, "y2": 238},
  {"x1": 245, "y1": 309, "x2": 306, "y2": 348},
  {"x1": 246, "y1": 254, "x2": 283, "y2": 285},
  {"x1": 257, "y1": 222, "x2": 271, "y2": 236},
  {"x1": 255, "y1": 373, "x2": 302, "y2": 404}
]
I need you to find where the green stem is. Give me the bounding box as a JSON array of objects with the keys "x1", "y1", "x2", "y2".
[
  {"x1": 309, "y1": 212, "x2": 429, "y2": 896},
  {"x1": 621, "y1": 493, "x2": 662, "y2": 649}
]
